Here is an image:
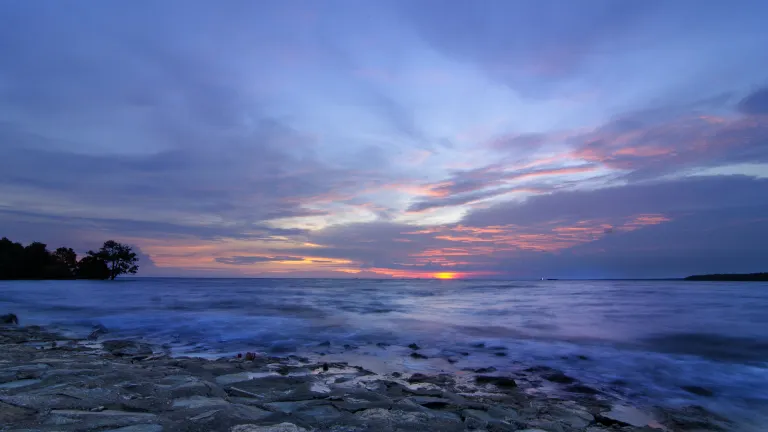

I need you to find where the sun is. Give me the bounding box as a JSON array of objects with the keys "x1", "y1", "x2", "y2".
[{"x1": 433, "y1": 272, "x2": 457, "y2": 280}]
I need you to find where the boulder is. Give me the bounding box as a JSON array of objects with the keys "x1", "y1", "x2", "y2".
[
  {"x1": 102, "y1": 340, "x2": 153, "y2": 357},
  {"x1": 475, "y1": 375, "x2": 518, "y2": 388},
  {"x1": 1, "y1": 313, "x2": 19, "y2": 325}
]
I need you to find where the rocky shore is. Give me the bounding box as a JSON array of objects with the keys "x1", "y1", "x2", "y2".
[{"x1": 0, "y1": 323, "x2": 732, "y2": 432}]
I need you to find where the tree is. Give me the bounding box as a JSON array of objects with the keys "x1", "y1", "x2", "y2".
[
  {"x1": 88, "y1": 240, "x2": 139, "y2": 280},
  {"x1": 76, "y1": 255, "x2": 111, "y2": 280},
  {"x1": 52, "y1": 247, "x2": 78, "y2": 275},
  {"x1": 0, "y1": 237, "x2": 24, "y2": 279},
  {"x1": 21, "y1": 242, "x2": 53, "y2": 279}
]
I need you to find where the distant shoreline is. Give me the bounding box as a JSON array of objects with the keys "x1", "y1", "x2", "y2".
[{"x1": 684, "y1": 273, "x2": 768, "y2": 282}]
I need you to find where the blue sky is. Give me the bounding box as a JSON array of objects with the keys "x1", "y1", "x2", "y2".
[{"x1": 1, "y1": 0, "x2": 767, "y2": 278}]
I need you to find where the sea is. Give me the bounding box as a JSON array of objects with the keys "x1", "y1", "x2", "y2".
[{"x1": 2, "y1": 278, "x2": 767, "y2": 429}]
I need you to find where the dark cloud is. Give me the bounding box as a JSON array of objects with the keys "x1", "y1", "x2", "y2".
[
  {"x1": 464, "y1": 175, "x2": 768, "y2": 227},
  {"x1": 738, "y1": 88, "x2": 768, "y2": 115},
  {"x1": 216, "y1": 256, "x2": 306, "y2": 265},
  {"x1": 565, "y1": 110, "x2": 768, "y2": 178},
  {"x1": 294, "y1": 176, "x2": 768, "y2": 277}
]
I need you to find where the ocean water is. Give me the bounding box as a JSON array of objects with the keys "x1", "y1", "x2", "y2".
[{"x1": 2, "y1": 278, "x2": 767, "y2": 428}]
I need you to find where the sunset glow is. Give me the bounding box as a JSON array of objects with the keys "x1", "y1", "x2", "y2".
[{"x1": 433, "y1": 272, "x2": 458, "y2": 280}]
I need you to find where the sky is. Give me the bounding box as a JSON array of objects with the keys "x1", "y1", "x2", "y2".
[{"x1": 1, "y1": 0, "x2": 767, "y2": 279}]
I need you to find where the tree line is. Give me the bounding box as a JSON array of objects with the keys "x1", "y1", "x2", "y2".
[{"x1": 0, "y1": 238, "x2": 139, "y2": 280}]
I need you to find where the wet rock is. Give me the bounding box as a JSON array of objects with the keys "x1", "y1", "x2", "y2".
[
  {"x1": 544, "y1": 372, "x2": 577, "y2": 384},
  {"x1": 549, "y1": 404, "x2": 594, "y2": 428},
  {"x1": 463, "y1": 366, "x2": 497, "y2": 373},
  {"x1": 681, "y1": 385, "x2": 715, "y2": 396},
  {"x1": 407, "y1": 396, "x2": 456, "y2": 409},
  {"x1": 231, "y1": 422, "x2": 308, "y2": 432},
  {"x1": 103, "y1": 425, "x2": 164, "y2": 432},
  {"x1": 494, "y1": 352, "x2": 508, "y2": 357},
  {"x1": 317, "y1": 341, "x2": 331, "y2": 347},
  {"x1": 566, "y1": 384, "x2": 600, "y2": 394},
  {"x1": 596, "y1": 405, "x2": 655, "y2": 428},
  {"x1": 1, "y1": 313, "x2": 19, "y2": 325},
  {"x1": 655, "y1": 405, "x2": 730, "y2": 431},
  {"x1": 0, "y1": 400, "x2": 36, "y2": 423},
  {"x1": 172, "y1": 396, "x2": 231, "y2": 409},
  {"x1": 102, "y1": 340, "x2": 153, "y2": 357},
  {"x1": 475, "y1": 375, "x2": 518, "y2": 388},
  {"x1": 222, "y1": 375, "x2": 328, "y2": 402},
  {"x1": 525, "y1": 365, "x2": 558, "y2": 373},
  {"x1": 88, "y1": 324, "x2": 109, "y2": 340},
  {"x1": 408, "y1": 343, "x2": 421, "y2": 350},
  {"x1": 44, "y1": 409, "x2": 159, "y2": 429},
  {"x1": 0, "y1": 378, "x2": 42, "y2": 389},
  {"x1": 330, "y1": 388, "x2": 392, "y2": 412},
  {"x1": 462, "y1": 409, "x2": 495, "y2": 429},
  {"x1": 408, "y1": 373, "x2": 428, "y2": 383},
  {"x1": 409, "y1": 352, "x2": 428, "y2": 359}
]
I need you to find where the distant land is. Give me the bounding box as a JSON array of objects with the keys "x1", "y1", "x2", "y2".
[{"x1": 684, "y1": 273, "x2": 768, "y2": 282}]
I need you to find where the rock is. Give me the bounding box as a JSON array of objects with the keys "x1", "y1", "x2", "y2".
[
  {"x1": 566, "y1": 384, "x2": 600, "y2": 394},
  {"x1": 462, "y1": 409, "x2": 494, "y2": 428},
  {"x1": 231, "y1": 423, "x2": 308, "y2": 432},
  {"x1": 655, "y1": 405, "x2": 729, "y2": 431},
  {"x1": 0, "y1": 401, "x2": 36, "y2": 423},
  {"x1": 222, "y1": 375, "x2": 328, "y2": 402},
  {"x1": 409, "y1": 352, "x2": 428, "y2": 359},
  {"x1": 407, "y1": 396, "x2": 455, "y2": 409},
  {"x1": 331, "y1": 388, "x2": 392, "y2": 412},
  {"x1": 463, "y1": 366, "x2": 497, "y2": 373},
  {"x1": 681, "y1": 385, "x2": 715, "y2": 396},
  {"x1": 1, "y1": 313, "x2": 19, "y2": 325},
  {"x1": 88, "y1": 324, "x2": 109, "y2": 340},
  {"x1": 544, "y1": 372, "x2": 577, "y2": 384},
  {"x1": 0, "y1": 378, "x2": 42, "y2": 389},
  {"x1": 103, "y1": 425, "x2": 164, "y2": 432},
  {"x1": 549, "y1": 404, "x2": 594, "y2": 428},
  {"x1": 171, "y1": 396, "x2": 231, "y2": 409},
  {"x1": 408, "y1": 343, "x2": 421, "y2": 350},
  {"x1": 408, "y1": 373, "x2": 429, "y2": 383},
  {"x1": 45, "y1": 409, "x2": 159, "y2": 429},
  {"x1": 597, "y1": 405, "x2": 655, "y2": 428},
  {"x1": 525, "y1": 365, "x2": 558, "y2": 373},
  {"x1": 102, "y1": 340, "x2": 153, "y2": 357},
  {"x1": 475, "y1": 375, "x2": 518, "y2": 388}
]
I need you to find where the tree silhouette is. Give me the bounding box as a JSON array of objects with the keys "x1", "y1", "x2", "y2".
[
  {"x1": 88, "y1": 240, "x2": 139, "y2": 280},
  {"x1": 76, "y1": 255, "x2": 111, "y2": 280},
  {"x1": 53, "y1": 247, "x2": 78, "y2": 274}
]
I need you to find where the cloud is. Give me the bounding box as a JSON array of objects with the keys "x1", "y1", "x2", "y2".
[
  {"x1": 738, "y1": 88, "x2": 768, "y2": 115},
  {"x1": 1, "y1": 1, "x2": 767, "y2": 278},
  {"x1": 216, "y1": 255, "x2": 306, "y2": 265}
]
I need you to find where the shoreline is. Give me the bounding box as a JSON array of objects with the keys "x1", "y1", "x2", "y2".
[{"x1": 0, "y1": 324, "x2": 733, "y2": 432}]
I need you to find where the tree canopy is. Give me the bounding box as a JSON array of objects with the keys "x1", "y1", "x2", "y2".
[
  {"x1": 0, "y1": 237, "x2": 139, "y2": 280},
  {"x1": 88, "y1": 240, "x2": 139, "y2": 280}
]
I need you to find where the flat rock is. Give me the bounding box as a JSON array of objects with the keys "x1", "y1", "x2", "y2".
[
  {"x1": 103, "y1": 425, "x2": 164, "y2": 432},
  {"x1": 102, "y1": 340, "x2": 153, "y2": 357},
  {"x1": 231, "y1": 423, "x2": 308, "y2": 432},
  {"x1": 0, "y1": 400, "x2": 36, "y2": 423},
  {"x1": 475, "y1": 375, "x2": 517, "y2": 388},
  {"x1": 171, "y1": 396, "x2": 231, "y2": 409},
  {"x1": 598, "y1": 405, "x2": 655, "y2": 427},
  {"x1": 0, "y1": 378, "x2": 42, "y2": 389}
]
